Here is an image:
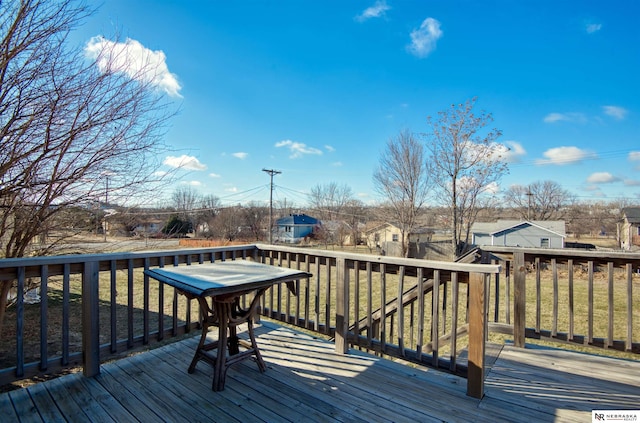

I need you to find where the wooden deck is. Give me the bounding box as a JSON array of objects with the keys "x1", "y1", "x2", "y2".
[{"x1": 2, "y1": 321, "x2": 639, "y2": 423}]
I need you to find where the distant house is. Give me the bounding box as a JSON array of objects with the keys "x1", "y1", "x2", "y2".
[
  {"x1": 363, "y1": 222, "x2": 402, "y2": 255},
  {"x1": 321, "y1": 220, "x2": 354, "y2": 246},
  {"x1": 273, "y1": 214, "x2": 319, "y2": 244},
  {"x1": 363, "y1": 222, "x2": 436, "y2": 257},
  {"x1": 620, "y1": 207, "x2": 640, "y2": 250},
  {"x1": 471, "y1": 220, "x2": 566, "y2": 249}
]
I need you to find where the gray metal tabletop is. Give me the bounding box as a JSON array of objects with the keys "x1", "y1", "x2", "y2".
[{"x1": 144, "y1": 260, "x2": 311, "y2": 298}]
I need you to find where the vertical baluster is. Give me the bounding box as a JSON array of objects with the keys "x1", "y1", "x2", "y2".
[
  {"x1": 431, "y1": 270, "x2": 440, "y2": 367},
  {"x1": 568, "y1": 259, "x2": 574, "y2": 342},
  {"x1": 366, "y1": 262, "x2": 373, "y2": 348},
  {"x1": 295, "y1": 253, "x2": 301, "y2": 326},
  {"x1": 380, "y1": 263, "x2": 386, "y2": 354},
  {"x1": 110, "y1": 260, "x2": 117, "y2": 353},
  {"x1": 587, "y1": 260, "x2": 594, "y2": 345},
  {"x1": 607, "y1": 261, "x2": 614, "y2": 348},
  {"x1": 127, "y1": 259, "x2": 134, "y2": 348},
  {"x1": 314, "y1": 258, "x2": 321, "y2": 332},
  {"x1": 62, "y1": 263, "x2": 70, "y2": 366},
  {"x1": 552, "y1": 258, "x2": 558, "y2": 337},
  {"x1": 493, "y1": 259, "x2": 500, "y2": 323},
  {"x1": 353, "y1": 260, "x2": 360, "y2": 342},
  {"x1": 16, "y1": 267, "x2": 25, "y2": 378},
  {"x1": 626, "y1": 263, "x2": 633, "y2": 352},
  {"x1": 505, "y1": 260, "x2": 511, "y2": 325},
  {"x1": 449, "y1": 271, "x2": 459, "y2": 372},
  {"x1": 324, "y1": 258, "x2": 331, "y2": 334},
  {"x1": 39, "y1": 265, "x2": 48, "y2": 371},
  {"x1": 397, "y1": 265, "x2": 405, "y2": 357},
  {"x1": 304, "y1": 255, "x2": 311, "y2": 330},
  {"x1": 535, "y1": 257, "x2": 541, "y2": 333},
  {"x1": 416, "y1": 267, "x2": 424, "y2": 359},
  {"x1": 285, "y1": 253, "x2": 291, "y2": 323}
]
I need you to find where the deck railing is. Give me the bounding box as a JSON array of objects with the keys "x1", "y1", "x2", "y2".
[
  {"x1": 480, "y1": 246, "x2": 640, "y2": 354},
  {"x1": 0, "y1": 244, "x2": 499, "y2": 398}
]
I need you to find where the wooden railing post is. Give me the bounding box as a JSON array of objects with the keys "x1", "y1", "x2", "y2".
[
  {"x1": 335, "y1": 257, "x2": 349, "y2": 354},
  {"x1": 467, "y1": 271, "x2": 486, "y2": 399},
  {"x1": 82, "y1": 260, "x2": 101, "y2": 377},
  {"x1": 513, "y1": 251, "x2": 526, "y2": 348}
]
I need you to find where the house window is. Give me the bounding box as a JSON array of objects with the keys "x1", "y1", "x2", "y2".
[
  {"x1": 392, "y1": 234, "x2": 399, "y2": 242},
  {"x1": 540, "y1": 238, "x2": 550, "y2": 248}
]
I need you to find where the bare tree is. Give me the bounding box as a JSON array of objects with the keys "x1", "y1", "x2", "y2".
[
  {"x1": 373, "y1": 130, "x2": 430, "y2": 257},
  {"x1": 196, "y1": 194, "x2": 221, "y2": 238},
  {"x1": 242, "y1": 202, "x2": 268, "y2": 241},
  {"x1": 504, "y1": 180, "x2": 575, "y2": 221},
  {"x1": 211, "y1": 206, "x2": 243, "y2": 241},
  {"x1": 424, "y1": 98, "x2": 507, "y2": 259},
  {"x1": 0, "y1": 0, "x2": 176, "y2": 329},
  {"x1": 343, "y1": 199, "x2": 367, "y2": 247},
  {"x1": 308, "y1": 182, "x2": 354, "y2": 222}
]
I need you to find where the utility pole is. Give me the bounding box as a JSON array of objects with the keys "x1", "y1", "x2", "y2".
[
  {"x1": 526, "y1": 190, "x2": 533, "y2": 221},
  {"x1": 262, "y1": 168, "x2": 281, "y2": 243}
]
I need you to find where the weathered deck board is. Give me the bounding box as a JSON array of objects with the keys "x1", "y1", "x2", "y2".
[{"x1": 2, "y1": 321, "x2": 639, "y2": 423}]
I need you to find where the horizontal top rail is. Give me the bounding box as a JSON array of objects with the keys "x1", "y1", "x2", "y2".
[
  {"x1": 482, "y1": 245, "x2": 640, "y2": 263},
  {"x1": 0, "y1": 245, "x2": 258, "y2": 280},
  {"x1": 255, "y1": 243, "x2": 502, "y2": 275}
]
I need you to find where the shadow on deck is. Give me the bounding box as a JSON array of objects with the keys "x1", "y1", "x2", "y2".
[{"x1": 1, "y1": 321, "x2": 638, "y2": 422}]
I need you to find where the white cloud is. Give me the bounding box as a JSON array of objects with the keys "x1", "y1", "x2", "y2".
[
  {"x1": 407, "y1": 18, "x2": 443, "y2": 58},
  {"x1": 624, "y1": 179, "x2": 640, "y2": 187},
  {"x1": 85, "y1": 36, "x2": 181, "y2": 97},
  {"x1": 630, "y1": 151, "x2": 640, "y2": 170},
  {"x1": 186, "y1": 180, "x2": 202, "y2": 186},
  {"x1": 535, "y1": 146, "x2": 595, "y2": 165},
  {"x1": 163, "y1": 155, "x2": 206, "y2": 170},
  {"x1": 325, "y1": 145, "x2": 335, "y2": 152},
  {"x1": 586, "y1": 23, "x2": 602, "y2": 34},
  {"x1": 494, "y1": 141, "x2": 526, "y2": 163},
  {"x1": 355, "y1": 1, "x2": 390, "y2": 22},
  {"x1": 224, "y1": 186, "x2": 238, "y2": 193},
  {"x1": 543, "y1": 112, "x2": 587, "y2": 124},
  {"x1": 232, "y1": 152, "x2": 248, "y2": 159},
  {"x1": 209, "y1": 172, "x2": 221, "y2": 178},
  {"x1": 275, "y1": 140, "x2": 323, "y2": 159},
  {"x1": 603, "y1": 105, "x2": 628, "y2": 120},
  {"x1": 332, "y1": 161, "x2": 343, "y2": 167},
  {"x1": 587, "y1": 172, "x2": 619, "y2": 184},
  {"x1": 484, "y1": 182, "x2": 500, "y2": 195}
]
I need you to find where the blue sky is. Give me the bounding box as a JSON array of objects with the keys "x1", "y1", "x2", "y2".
[{"x1": 74, "y1": 1, "x2": 640, "y2": 207}]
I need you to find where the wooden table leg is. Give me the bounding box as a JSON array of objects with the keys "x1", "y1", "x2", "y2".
[{"x1": 212, "y1": 300, "x2": 230, "y2": 391}]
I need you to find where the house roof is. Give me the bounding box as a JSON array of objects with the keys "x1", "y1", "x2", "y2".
[
  {"x1": 276, "y1": 214, "x2": 318, "y2": 225},
  {"x1": 623, "y1": 207, "x2": 640, "y2": 224},
  {"x1": 472, "y1": 220, "x2": 566, "y2": 238}
]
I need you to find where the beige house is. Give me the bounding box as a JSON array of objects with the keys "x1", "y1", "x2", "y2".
[
  {"x1": 620, "y1": 207, "x2": 640, "y2": 250},
  {"x1": 363, "y1": 222, "x2": 402, "y2": 255},
  {"x1": 364, "y1": 223, "x2": 436, "y2": 257}
]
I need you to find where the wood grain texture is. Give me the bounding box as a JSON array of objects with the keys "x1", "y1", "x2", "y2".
[{"x1": 2, "y1": 320, "x2": 638, "y2": 423}]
